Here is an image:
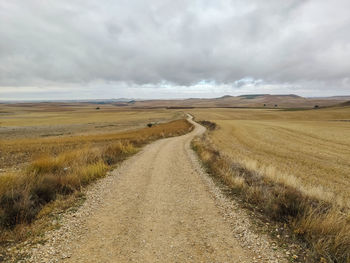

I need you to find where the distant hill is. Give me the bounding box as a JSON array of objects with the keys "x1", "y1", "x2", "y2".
[
  {"x1": 127, "y1": 94, "x2": 348, "y2": 108},
  {"x1": 2, "y1": 95, "x2": 349, "y2": 109}
]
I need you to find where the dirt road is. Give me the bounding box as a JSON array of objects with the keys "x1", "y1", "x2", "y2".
[{"x1": 26, "y1": 116, "x2": 287, "y2": 262}]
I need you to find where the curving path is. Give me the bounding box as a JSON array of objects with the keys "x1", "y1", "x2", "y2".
[{"x1": 26, "y1": 116, "x2": 287, "y2": 263}]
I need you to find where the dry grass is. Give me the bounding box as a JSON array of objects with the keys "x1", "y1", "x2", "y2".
[
  {"x1": 191, "y1": 107, "x2": 350, "y2": 263},
  {"x1": 0, "y1": 118, "x2": 193, "y2": 236}
]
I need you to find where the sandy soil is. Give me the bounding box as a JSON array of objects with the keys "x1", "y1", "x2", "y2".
[{"x1": 24, "y1": 116, "x2": 288, "y2": 263}]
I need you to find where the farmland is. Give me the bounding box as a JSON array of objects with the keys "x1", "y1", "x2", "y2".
[
  {"x1": 190, "y1": 107, "x2": 350, "y2": 205},
  {"x1": 0, "y1": 103, "x2": 183, "y2": 139},
  {"x1": 190, "y1": 106, "x2": 350, "y2": 261},
  {"x1": 1, "y1": 102, "x2": 350, "y2": 262},
  {"x1": 0, "y1": 103, "x2": 184, "y2": 170},
  {"x1": 0, "y1": 103, "x2": 192, "y2": 241}
]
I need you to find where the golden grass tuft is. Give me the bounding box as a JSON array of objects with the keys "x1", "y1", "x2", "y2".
[{"x1": 294, "y1": 208, "x2": 350, "y2": 262}]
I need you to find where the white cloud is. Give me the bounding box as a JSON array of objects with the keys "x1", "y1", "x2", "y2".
[{"x1": 0, "y1": 0, "x2": 349, "y2": 99}]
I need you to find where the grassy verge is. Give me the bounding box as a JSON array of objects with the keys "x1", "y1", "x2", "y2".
[
  {"x1": 192, "y1": 123, "x2": 350, "y2": 263},
  {"x1": 0, "y1": 119, "x2": 193, "y2": 242}
]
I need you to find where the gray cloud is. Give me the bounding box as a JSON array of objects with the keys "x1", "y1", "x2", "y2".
[{"x1": 0, "y1": 0, "x2": 349, "y2": 99}]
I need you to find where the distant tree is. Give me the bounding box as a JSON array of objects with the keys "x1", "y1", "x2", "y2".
[
  {"x1": 314, "y1": 105, "x2": 319, "y2": 109},
  {"x1": 96, "y1": 107, "x2": 100, "y2": 110},
  {"x1": 274, "y1": 104, "x2": 278, "y2": 107},
  {"x1": 147, "y1": 123, "x2": 153, "y2": 128},
  {"x1": 263, "y1": 104, "x2": 266, "y2": 107}
]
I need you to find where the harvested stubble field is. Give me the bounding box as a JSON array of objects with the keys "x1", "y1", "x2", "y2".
[
  {"x1": 0, "y1": 103, "x2": 192, "y2": 242},
  {"x1": 190, "y1": 107, "x2": 350, "y2": 262},
  {"x1": 0, "y1": 103, "x2": 183, "y2": 139},
  {"x1": 0, "y1": 103, "x2": 183, "y2": 169}
]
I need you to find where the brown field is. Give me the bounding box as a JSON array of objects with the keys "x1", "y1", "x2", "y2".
[
  {"x1": 190, "y1": 107, "x2": 350, "y2": 205},
  {"x1": 190, "y1": 106, "x2": 350, "y2": 262},
  {"x1": 0, "y1": 103, "x2": 192, "y2": 241},
  {"x1": 0, "y1": 103, "x2": 184, "y2": 170},
  {"x1": 0, "y1": 103, "x2": 183, "y2": 139}
]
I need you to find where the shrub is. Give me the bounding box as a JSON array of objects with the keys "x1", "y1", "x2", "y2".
[{"x1": 198, "y1": 120, "x2": 217, "y2": 130}]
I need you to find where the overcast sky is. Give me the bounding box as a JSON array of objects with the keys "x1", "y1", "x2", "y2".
[{"x1": 0, "y1": 0, "x2": 349, "y2": 100}]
